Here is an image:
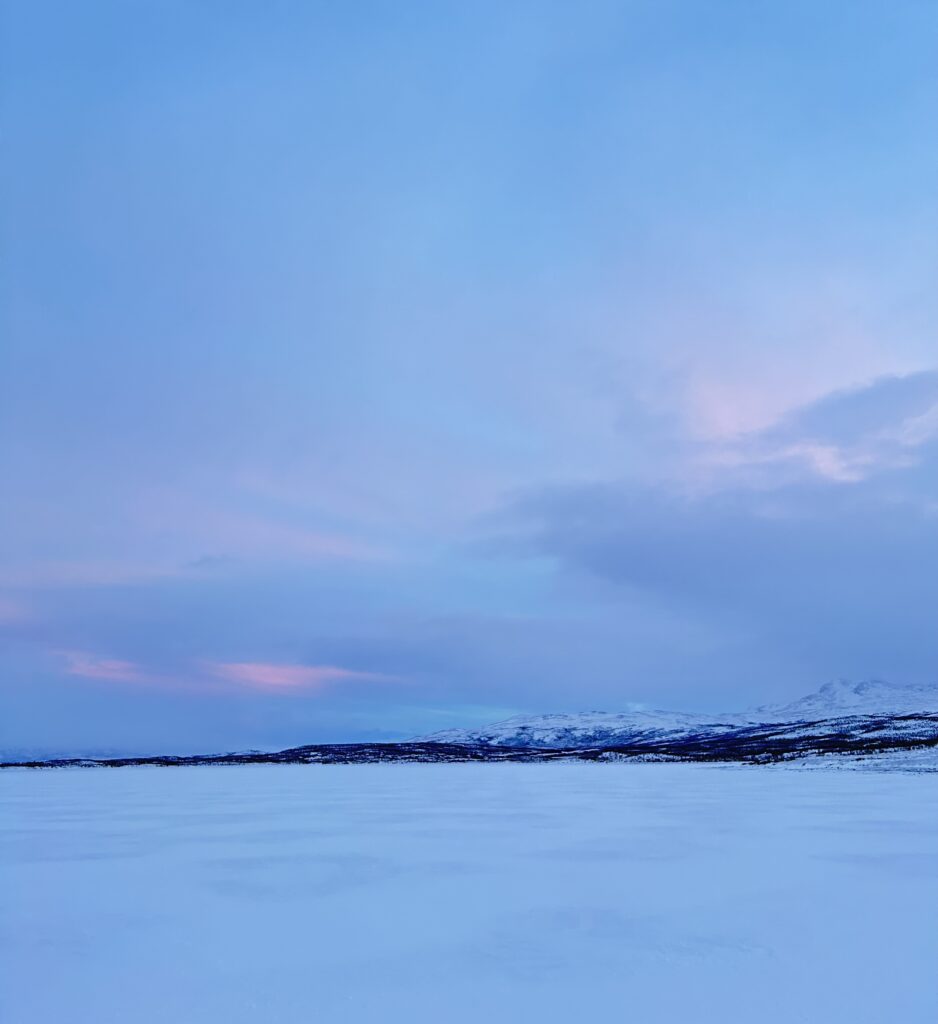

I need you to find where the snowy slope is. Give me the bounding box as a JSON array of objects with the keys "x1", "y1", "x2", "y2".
[
  {"x1": 423, "y1": 710, "x2": 738, "y2": 749},
  {"x1": 750, "y1": 678, "x2": 938, "y2": 721},
  {"x1": 421, "y1": 679, "x2": 938, "y2": 749}
]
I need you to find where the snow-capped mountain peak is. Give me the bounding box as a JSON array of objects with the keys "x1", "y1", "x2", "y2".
[
  {"x1": 420, "y1": 679, "x2": 938, "y2": 750},
  {"x1": 750, "y1": 678, "x2": 938, "y2": 722}
]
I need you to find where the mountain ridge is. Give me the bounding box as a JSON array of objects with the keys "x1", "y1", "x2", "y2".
[
  {"x1": 5, "y1": 680, "x2": 937, "y2": 770},
  {"x1": 418, "y1": 679, "x2": 938, "y2": 749}
]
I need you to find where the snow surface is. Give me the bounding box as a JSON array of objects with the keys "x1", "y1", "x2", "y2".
[
  {"x1": 778, "y1": 745, "x2": 938, "y2": 772},
  {"x1": 3, "y1": 763, "x2": 937, "y2": 1024},
  {"x1": 422, "y1": 678, "x2": 938, "y2": 748}
]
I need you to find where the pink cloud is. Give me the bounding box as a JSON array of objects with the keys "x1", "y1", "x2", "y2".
[
  {"x1": 53, "y1": 652, "x2": 391, "y2": 695},
  {"x1": 208, "y1": 661, "x2": 389, "y2": 691},
  {"x1": 59, "y1": 650, "x2": 146, "y2": 683}
]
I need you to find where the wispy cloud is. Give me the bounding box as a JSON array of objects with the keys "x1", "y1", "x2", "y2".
[
  {"x1": 0, "y1": 561, "x2": 186, "y2": 590},
  {"x1": 207, "y1": 661, "x2": 391, "y2": 691},
  {"x1": 130, "y1": 492, "x2": 392, "y2": 566},
  {"x1": 53, "y1": 651, "x2": 394, "y2": 694},
  {"x1": 704, "y1": 440, "x2": 879, "y2": 484},
  {"x1": 59, "y1": 650, "x2": 146, "y2": 683},
  {"x1": 0, "y1": 518, "x2": 389, "y2": 592},
  {"x1": 690, "y1": 372, "x2": 938, "y2": 488},
  {"x1": 187, "y1": 513, "x2": 389, "y2": 564}
]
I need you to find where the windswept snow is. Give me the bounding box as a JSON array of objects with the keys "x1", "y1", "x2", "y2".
[{"x1": 2, "y1": 763, "x2": 937, "y2": 1023}]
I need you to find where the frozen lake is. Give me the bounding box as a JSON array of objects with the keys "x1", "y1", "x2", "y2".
[{"x1": 3, "y1": 763, "x2": 936, "y2": 1023}]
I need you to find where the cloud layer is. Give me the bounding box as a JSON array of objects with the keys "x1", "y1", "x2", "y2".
[{"x1": 2, "y1": 2, "x2": 937, "y2": 752}]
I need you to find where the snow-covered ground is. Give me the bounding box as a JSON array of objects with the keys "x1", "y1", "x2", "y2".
[{"x1": 3, "y1": 763, "x2": 937, "y2": 1023}]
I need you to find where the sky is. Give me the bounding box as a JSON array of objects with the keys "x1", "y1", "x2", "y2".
[{"x1": 2, "y1": 1, "x2": 937, "y2": 754}]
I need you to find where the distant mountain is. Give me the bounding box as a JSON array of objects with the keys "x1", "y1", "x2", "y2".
[
  {"x1": 421, "y1": 710, "x2": 737, "y2": 750},
  {"x1": 419, "y1": 679, "x2": 938, "y2": 750},
  {"x1": 5, "y1": 680, "x2": 937, "y2": 770},
  {"x1": 751, "y1": 678, "x2": 938, "y2": 721}
]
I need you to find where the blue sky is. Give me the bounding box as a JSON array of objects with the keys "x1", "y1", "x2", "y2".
[{"x1": 2, "y1": 1, "x2": 937, "y2": 753}]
